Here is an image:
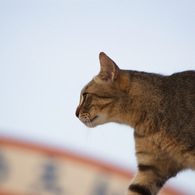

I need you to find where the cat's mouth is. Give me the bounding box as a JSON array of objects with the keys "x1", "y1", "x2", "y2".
[
  {"x1": 80, "y1": 115, "x2": 99, "y2": 127},
  {"x1": 91, "y1": 115, "x2": 98, "y2": 122},
  {"x1": 86, "y1": 115, "x2": 99, "y2": 127}
]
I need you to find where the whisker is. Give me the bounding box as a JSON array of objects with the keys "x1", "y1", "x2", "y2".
[
  {"x1": 84, "y1": 117, "x2": 92, "y2": 144},
  {"x1": 86, "y1": 117, "x2": 92, "y2": 128},
  {"x1": 84, "y1": 127, "x2": 90, "y2": 144}
]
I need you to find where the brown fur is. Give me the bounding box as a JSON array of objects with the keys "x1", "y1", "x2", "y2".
[{"x1": 76, "y1": 52, "x2": 195, "y2": 195}]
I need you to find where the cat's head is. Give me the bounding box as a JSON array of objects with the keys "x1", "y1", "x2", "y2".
[{"x1": 75, "y1": 52, "x2": 130, "y2": 128}]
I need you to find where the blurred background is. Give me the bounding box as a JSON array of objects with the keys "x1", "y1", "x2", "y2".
[{"x1": 0, "y1": 0, "x2": 194, "y2": 194}]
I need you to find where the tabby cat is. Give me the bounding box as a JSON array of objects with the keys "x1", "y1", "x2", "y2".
[{"x1": 75, "y1": 52, "x2": 195, "y2": 195}]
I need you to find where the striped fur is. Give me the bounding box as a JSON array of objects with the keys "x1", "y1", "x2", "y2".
[{"x1": 76, "y1": 52, "x2": 195, "y2": 195}]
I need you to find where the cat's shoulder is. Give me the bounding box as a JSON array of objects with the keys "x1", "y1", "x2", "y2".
[
  {"x1": 167, "y1": 70, "x2": 195, "y2": 83},
  {"x1": 170, "y1": 70, "x2": 195, "y2": 77}
]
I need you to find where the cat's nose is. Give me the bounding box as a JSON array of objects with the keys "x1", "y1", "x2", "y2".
[
  {"x1": 75, "y1": 106, "x2": 80, "y2": 118},
  {"x1": 75, "y1": 110, "x2": 79, "y2": 118}
]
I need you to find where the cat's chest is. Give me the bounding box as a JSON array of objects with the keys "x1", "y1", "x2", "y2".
[{"x1": 134, "y1": 131, "x2": 175, "y2": 154}]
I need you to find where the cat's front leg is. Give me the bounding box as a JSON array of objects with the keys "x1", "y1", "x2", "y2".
[
  {"x1": 125, "y1": 157, "x2": 182, "y2": 195},
  {"x1": 125, "y1": 186, "x2": 145, "y2": 195},
  {"x1": 125, "y1": 190, "x2": 140, "y2": 195},
  {"x1": 125, "y1": 170, "x2": 162, "y2": 195}
]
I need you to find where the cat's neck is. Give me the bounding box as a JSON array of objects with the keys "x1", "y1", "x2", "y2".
[{"x1": 115, "y1": 70, "x2": 164, "y2": 135}]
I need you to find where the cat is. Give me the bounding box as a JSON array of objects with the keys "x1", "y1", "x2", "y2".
[{"x1": 75, "y1": 52, "x2": 195, "y2": 195}]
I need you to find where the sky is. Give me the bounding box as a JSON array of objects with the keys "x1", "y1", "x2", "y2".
[{"x1": 0, "y1": 0, "x2": 195, "y2": 194}]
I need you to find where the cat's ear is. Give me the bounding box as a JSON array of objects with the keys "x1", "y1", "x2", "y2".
[{"x1": 99, "y1": 52, "x2": 119, "y2": 81}]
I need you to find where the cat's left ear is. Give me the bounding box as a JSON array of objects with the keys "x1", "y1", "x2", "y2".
[{"x1": 99, "y1": 52, "x2": 119, "y2": 81}]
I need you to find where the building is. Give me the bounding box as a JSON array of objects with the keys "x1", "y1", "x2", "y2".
[{"x1": 0, "y1": 137, "x2": 187, "y2": 195}]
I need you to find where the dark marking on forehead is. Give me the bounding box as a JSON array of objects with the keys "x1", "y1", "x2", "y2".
[{"x1": 81, "y1": 79, "x2": 96, "y2": 93}]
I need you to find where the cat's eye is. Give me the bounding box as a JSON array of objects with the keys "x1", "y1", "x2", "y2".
[{"x1": 82, "y1": 93, "x2": 87, "y2": 103}]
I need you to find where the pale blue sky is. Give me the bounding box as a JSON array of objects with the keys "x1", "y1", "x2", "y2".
[{"x1": 0, "y1": 0, "x2": 195, "y2": 194}]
